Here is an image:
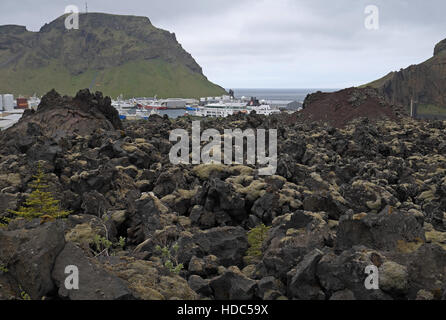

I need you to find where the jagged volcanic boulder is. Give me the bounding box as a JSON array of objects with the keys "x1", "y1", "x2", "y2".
[
  {"x1": 0, "y1": 221, "x2": 66, "y2": 299},
  {"x1": 286, "y1": 249, "x2": 325, "y2": 300},
  {"x1": 336, "y1": 208, "x2": 426, "y2": 252},
  {"x1": 316, "y1": 248, "x2": 393, "y2": 300},
  {"x1": 52, "y1": 243, "x2": 134, "y2": 300},
  {"x1": 209, "y1": 268, "x2": 257, "y2": 300},
  {"x1": 177, "y1": 226, "x2": 248, "y2": 268},
  {"x1": 259, "y1": 210, "x2": 333, "y2": 282},
  {"x1": 0, "y1": 89, "x2": 122, "y2": 152}
]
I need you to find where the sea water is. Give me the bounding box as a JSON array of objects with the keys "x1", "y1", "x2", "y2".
[
  {"x1": 232, "y1": 88, "x2": 339, "y2": 107},
  {"x1": 160, "y1": 88, "x2": 339, "y2": 118}
]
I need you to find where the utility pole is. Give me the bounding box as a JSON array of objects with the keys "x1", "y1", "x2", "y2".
[
  {"x1": 410, "y1": 97, "x2": 419, "y2": 118},
  {"x1": 85, "y1": 2, "x2": 88, "y2": 14}
]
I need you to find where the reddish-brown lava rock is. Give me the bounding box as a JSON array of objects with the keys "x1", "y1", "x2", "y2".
[{"x1": 287, "y1": 87, "x2": 405, "y2": 128}]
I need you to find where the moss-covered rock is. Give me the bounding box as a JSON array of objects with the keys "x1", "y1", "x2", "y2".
[{"x1": 105, "y1": 258, "x2": 197, "y2": 300}]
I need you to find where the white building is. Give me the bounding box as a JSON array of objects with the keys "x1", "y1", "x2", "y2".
[
  {"x1": 161, "y1": 98, "x2": 188, "y2": 109},
  {"x1": 2, "y1": 94, "x2": 14, "y2": 111}
]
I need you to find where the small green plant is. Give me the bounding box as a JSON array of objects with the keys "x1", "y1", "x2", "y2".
[
  {"x1": 0, "y1": 217, "x2": 10, "y2": 228},
  {"x1": 246, "y1": 223, "x2": 271, "y2": 262},
  {"x1": 117, "y1": 236, "x2": 126, "y2": 250},
  {"x1": 19, "y1": 286, "x2": 31, "y2": 300},
  {"x1": 155, "y1": 243, "x2": 184, "y2": 275},
  {"x1": 0, "y1": 264, "x2": 8, "y2": 273},
  {"x1": 9, "y1": 164, "x2": 71, "y2": 221},
  {"x1": 93, "y1": 234, "x2": 113, "y2": 256}
]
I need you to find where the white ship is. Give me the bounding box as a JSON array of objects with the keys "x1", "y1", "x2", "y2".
[
  {"x1": 194, "y1": 97, "x2": 280, "y2": 118},
  {"x1": 112, "y1": 100, "x2": 136, "y2": 111},
  {"x1": 111, "y1": 97, "x2": 157, "y2": 120},
  {"x1": 28, "y1": 96, "x2": 41, "y2": 111}
]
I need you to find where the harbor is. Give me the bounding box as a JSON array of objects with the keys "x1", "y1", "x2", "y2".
[
  {"x1": 110, "y1": 93, "x2": 287, "y2": 120},
  {"x1": 0, "y1": 89, "x2": 310, "y2": 129}
]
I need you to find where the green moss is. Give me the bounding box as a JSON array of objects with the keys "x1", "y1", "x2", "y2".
[
  {"x1": 229, "y1": 165, "x2": 255, "y2": 176},
  {"x1": 278, "y1": 193, "x2": 302, "y2": 210},
  {"x1": 425, "y1": 229, "x2": 446, "y2": 250},
  {"x1": 245, "y1": 224, "x2": 271, "y2": 263},
  {"x1": 236, "y1": 180, "x2": 267, "y2": 202},
  {"x1": 192, "y1": 164, "x2": 228, "y2": 180},
  {"x1": 227, "y1": 175, "x2": 254, "y2": 186},
  {"x1": 396, "y1": 239, "x2": 424, "y2": 254},
  {"x1": 177, "y1": 187, "x2": 198, "y2": 200},
  {"x1": 418, "y1": 189, "x2": 437, "y2": 202},
  {"x1": 65, "y1": 222, "x2": 99, "y2": 247},
  {"x1": 366, "y1": 196, "x2": 382, "y2": 211}
]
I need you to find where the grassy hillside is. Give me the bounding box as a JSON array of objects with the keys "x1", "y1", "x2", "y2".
[
  {"x1": 0, "y1": 13, "x2": 226, "y2": 98},
  {"x1": 1, "y1": 59, "x2": 225, "y2": 99},
  {"x1": 416, "y1": 103, "x2": 446, "y2": 116},
  {"x1": 360, "y1": 72, "x2": 396, "y2": 89}
]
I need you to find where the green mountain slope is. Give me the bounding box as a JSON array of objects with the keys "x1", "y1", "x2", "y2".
[{"x1": 0, "y1": 13, "x2": 226, "y2": 98}]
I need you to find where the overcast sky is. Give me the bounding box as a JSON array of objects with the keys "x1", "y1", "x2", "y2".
[{"x1": 1, "y1": 0, "x2": 445, "y2": 89}]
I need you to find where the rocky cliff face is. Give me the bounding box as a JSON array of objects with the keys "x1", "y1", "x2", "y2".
[
  {"x1": 33, "y1": 14, "x2": 202, "y2": 76},
  {"x1": 367, "y1": 38, "x2": 446, "y2": 108},
  {"x1": 0, "y1": 13, "x2": 226, "y2": 98}
]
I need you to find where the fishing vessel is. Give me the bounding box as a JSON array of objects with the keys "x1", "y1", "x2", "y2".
[
  {"x1": 132, "y1": 96, "x2": 168, "y2": 110},
  {"x1": 112, "y1": 100, "x2": 136, "y2": 110},
  {"x1": 117, "y1": 107, "x2": 158, "y2": 120},
  {"x1": 138, "y1": 101, "x2": 168, "y2": 110}
]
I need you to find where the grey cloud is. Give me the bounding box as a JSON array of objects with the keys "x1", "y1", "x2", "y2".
[{"x1": 0, "y1": 0, "x2": 445, "y2": 88}]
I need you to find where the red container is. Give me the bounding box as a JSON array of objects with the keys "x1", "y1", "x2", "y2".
[{"x1": 16, "y1": 98, "x2": 28, "y2": 109}]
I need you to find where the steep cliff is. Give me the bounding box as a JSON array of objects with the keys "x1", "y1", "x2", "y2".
[
  {"x1": 365, "y1": 38, "x2": 446, "y2": 109},
  {"x1": 0, "y1": 13, "x2": 226, "y2": 98}
]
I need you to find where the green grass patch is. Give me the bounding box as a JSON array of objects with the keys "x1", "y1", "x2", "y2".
[
  {"x1": 416, "y1": 104, "x2": 446, "y2": 116},
  {"x1": 0, "y1": 59, "x2": 226, "y2": 99}
]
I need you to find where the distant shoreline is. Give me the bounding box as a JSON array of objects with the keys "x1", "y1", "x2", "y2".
[{"x1": 230, "y1": 88, "x2": 340, "y2": 105}]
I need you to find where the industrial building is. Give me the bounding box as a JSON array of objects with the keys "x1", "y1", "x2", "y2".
[{"x1": 1, "y1": 94, "x2": 15, "y2": 111}]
